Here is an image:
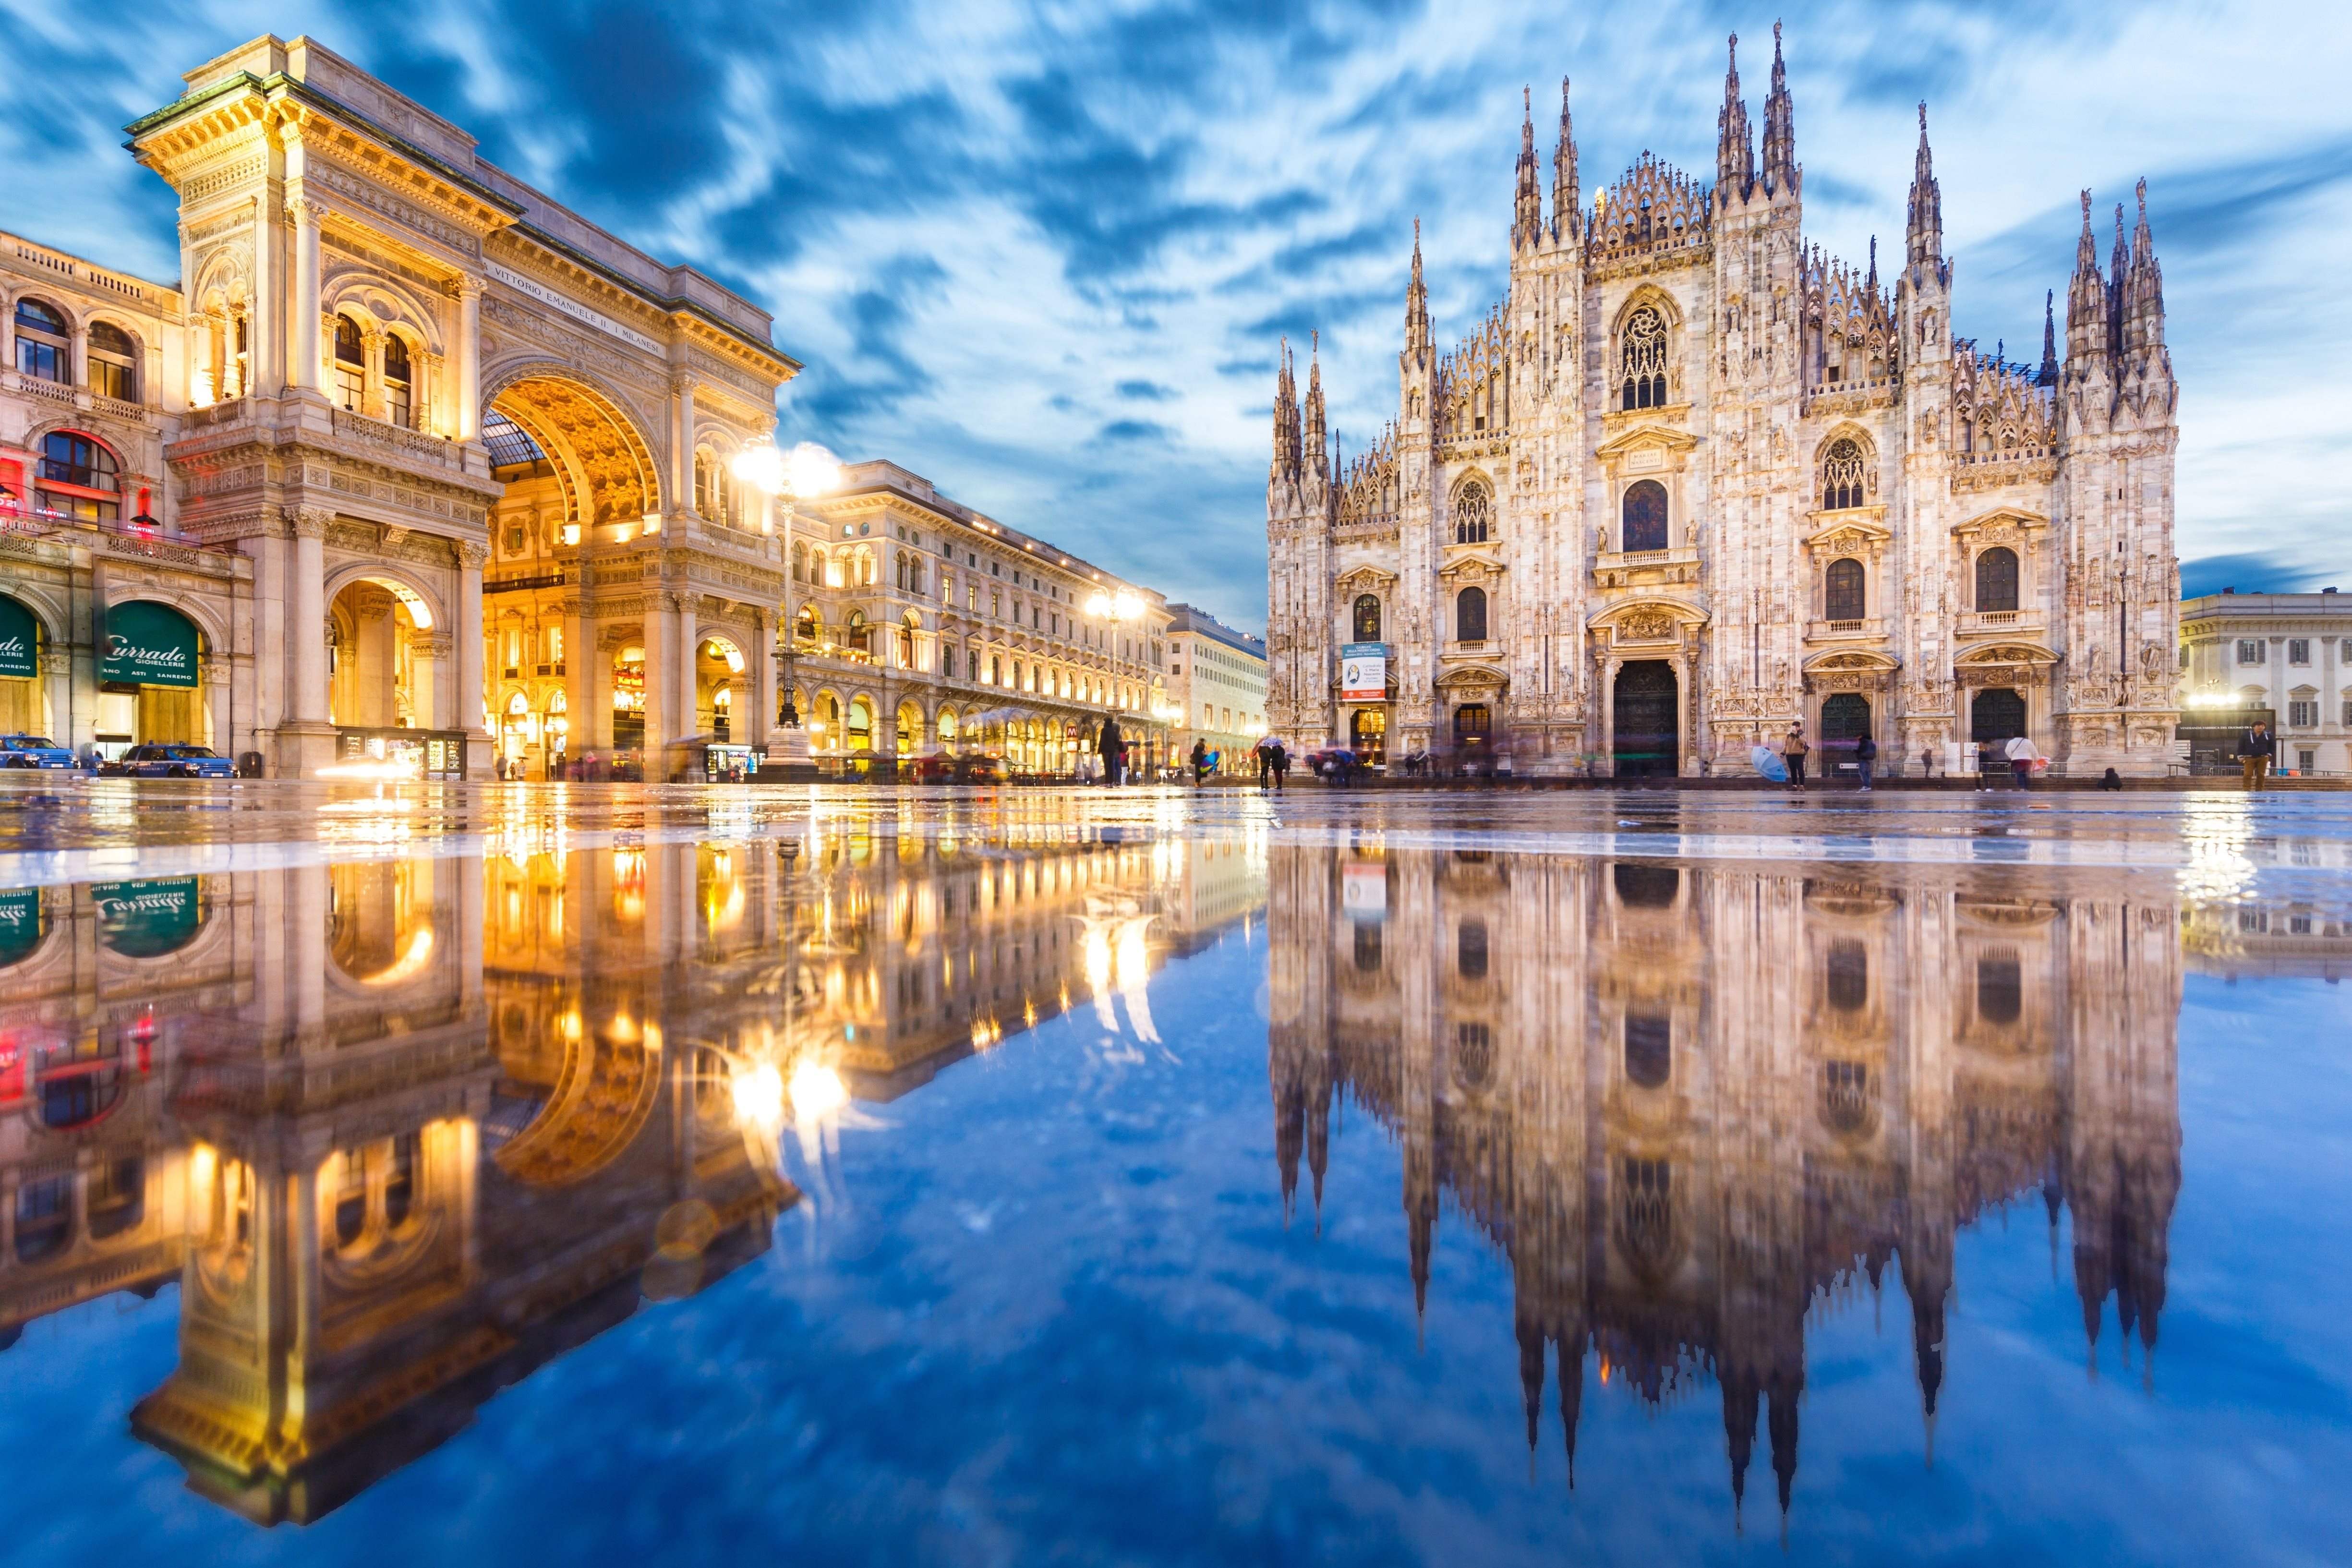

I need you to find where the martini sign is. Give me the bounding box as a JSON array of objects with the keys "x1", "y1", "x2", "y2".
[{"x1": 99, "y1": 601, "x2": 199, "y2": 688}]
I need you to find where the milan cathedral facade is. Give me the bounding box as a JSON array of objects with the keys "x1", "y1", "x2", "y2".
[{"x1": 1265, "y1": 28, "x2": 2182, "y2": 777}]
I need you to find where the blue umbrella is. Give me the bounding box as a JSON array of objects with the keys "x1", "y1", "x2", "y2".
[{"x1": 1750, "y1": 744, "x2": 1789, "y2": 783}]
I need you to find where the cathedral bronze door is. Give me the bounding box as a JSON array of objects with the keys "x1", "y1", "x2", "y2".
[
  {"x1": 1970, "y1": 688, "x2": 2026, "y2": 743},
  {"x1": 1613, "y1": 661, "x2": 1678, "y2": 777}
]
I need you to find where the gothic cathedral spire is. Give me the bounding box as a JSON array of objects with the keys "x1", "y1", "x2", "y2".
[
  {"x1": 1270, "y1": 338, "x2": 1301, "y2": 487},
  {"x1": 1905, "y1": 103, "x2": 1942, "y2": 269},
  {"x1": 2125, "y1": 178, "x2": 2166, "y2": 354},
  {"x1": 1304, "y1": 332, "x2": 1328, "y2": 482},
  {"x1": 2065, "y1": 190, "x2": 2107, "y2": 366},
  {"x1": 1553, "y1": 77, "x2": 1579, "y2": 241},
  {"x1": 1759, "y1": 21, "x2": 1797, "y2": 193},
  {"x1": 1514, "y1": 85, "x2": 1543, "y2": 250},
  {"x1": 1716, "y1": 34, "x2": 1754, "y2": 200},
  {"x1": 1405, "y1": 217, "x2": 1431, "y2": 364}
]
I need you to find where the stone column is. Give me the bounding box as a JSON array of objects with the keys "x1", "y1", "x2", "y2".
[
  {"x1": 451, "y1": 276, "x2": 483, "y2": 441},
  {"x1": 289, "y1": 199, "x2": 323, "y2": 395},
  {"x1": 643, "y1": 590, "x2": 682, "y2": 769},
  {"x1": 669, "y1": 373, "x2": 696, "y2": 526},
  {"x1": 409, "y1": 631, "x2": 446, "y2": 731},
  {"x1": 363, "y1": 328, "x2": 387, "y2": 421},
  {"x1": 455, "y1": 541, "x2": 489, "y2": 776},
  {"x1": 563, "y1": 599, "x2": 601, "y2": 757},
  {"x1": 748, "y1": 607, "x2": 775, "y2": 748},
  {"x1": 1599, "y1": 654, "x2": 1619, "y2": 774},
  {"x1": 285, "y1": 508, "x2": 333, "y2": 772},
  {"x1": 69, "y1": 324, "x2": 89, "y2": 402}
]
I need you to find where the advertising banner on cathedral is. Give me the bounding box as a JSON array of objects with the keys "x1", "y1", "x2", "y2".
[{"x1": 1340, "y1": 643, "x2": 1387, "y2": 701}]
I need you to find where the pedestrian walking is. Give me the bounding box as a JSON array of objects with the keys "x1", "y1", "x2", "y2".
[
  {"x1": 2238, "y1": 720, "x2": 2274, "y2": 790},
  {"x1": 1096, "y1": 716, "x2": 1123, "y2": 788},
  {"x1": 1919, "y1": 745, "x2": 1936, "y2": 781},
  {"x1": 1781, "y1": 724, "x2": 1809, "y2": 791},
  {"x1": 1190, "y1": 737, "x2": 1209, "y2": 786},
  {"x1": 1855, "y1": 732, "x2": 1877, "y2": 792},
  {"x1": 2005, "y1": 734, "x2": 2037, "y2": 789},
  {"x1": 1254, "y1": 737, "x2": 1273, "y2": 790},
  {"x1": 1269, "y1": 737, "x2": 1290, "y2": 792}
]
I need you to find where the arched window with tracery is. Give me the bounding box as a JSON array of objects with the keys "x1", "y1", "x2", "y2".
[
  {"x1": 1976, "y1": 546, "x2": 2019, "y2": 613},
  {"x1": 13, "y1": 299, "x2": 67, "y2": 383},
  {"x1": 844, "y1": 608, "x2": 868, "y2": 654},
  {"x1": 1622, "y1": 480, "x2": 1668, "y2": 552},
  {"x1": 1821, "y1": 436, "x2": 1868, "y2": 509},
  {"x1": 37, "y1": 431, "x2": 121, "y2": 522},
  {"x1": 1455, "y1": 586, "x2": 1487, "y2": 642},
  {"x1": 1452, "y1": 480, "x2": 1490, "y2": 545},
  {"x1": 332, "y1": 315, "x2": 366, "y2": 411},
  {"x1": 383, "y1": 334, "x2": 412, "y2": 428},
  {"x1": 899, "y1": 612, "x2": 919, "y2": 668},
  {"x1": 1352, "y1": 594, "x2": 1382, "y2": 641},
  {"x1": 88, "y1": 321, "x2": 137, "y2": 403},
  {"x1": 791, "y1": 542, "x2": 808, "y2": 583},
  {"x1": 1825, "y1": 557, "x2": 1866, "y2": 621},
  {"x1": 1618, "y1": 305, "x2": 1668, "y2": 410}
]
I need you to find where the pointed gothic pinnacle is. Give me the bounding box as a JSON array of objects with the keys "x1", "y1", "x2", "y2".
[{"x1": 2137, "y1": 175, "x2": 2148, "y2": 216}]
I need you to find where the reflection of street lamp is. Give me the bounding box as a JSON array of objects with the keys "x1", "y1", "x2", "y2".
[{"x1": 734, "y1": 440, "x2": 841, "y2": 729}]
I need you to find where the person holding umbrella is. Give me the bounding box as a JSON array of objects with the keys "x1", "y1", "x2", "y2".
[{"x1": 1780, "y1": 724, "x2": 1809, "y2": 791}]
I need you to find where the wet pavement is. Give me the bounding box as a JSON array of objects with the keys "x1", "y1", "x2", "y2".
[{"x1": 0, "y1": 779, "x2": 2346, "y2": 1565}]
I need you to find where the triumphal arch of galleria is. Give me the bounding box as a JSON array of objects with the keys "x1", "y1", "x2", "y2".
[{"x1": 9, "y1": 35, "x2": 802, "y2": 779}]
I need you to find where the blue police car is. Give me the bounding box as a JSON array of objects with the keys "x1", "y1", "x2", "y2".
[
  {"x1": 0, "y1": 734, "x2": 75, "y2": 770},
  {"x1": 121, "y1": 743, "x2": 234, "y2": 779}
]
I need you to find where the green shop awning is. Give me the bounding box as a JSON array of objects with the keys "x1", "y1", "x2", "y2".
[
  {"x1": 0, "y1": 888, "x2": 44, "y2": 967},
  {"x1": 91, "y1": 877, "x2": 203, "y2": 958},
  {"x1": 0, "y1": 596, "x2": 37, "y2": 680},
  {"x1": 100, "y1": 601, "x2": 200, "y2": 688}
]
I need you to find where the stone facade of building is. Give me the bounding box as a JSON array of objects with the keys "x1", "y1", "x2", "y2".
[
  {"x1": 1266, "y1": 30, "x2": 2183, "y2": 777},
  {"x1": 2177, "y1": 591, "x2": 2352, "y2": 775},
  {"x1": 1165, "y1": 603, "x2": 1266, "y2": 772},
  {"x1": 790, "y1": 460, "x2": 1173, "y2": 776}
]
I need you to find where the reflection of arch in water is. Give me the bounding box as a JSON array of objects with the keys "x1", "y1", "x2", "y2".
[
  {"x1": 328, "y1": 861, "x2": 437, "y2": 988},
  {"x1": 492, "y1": 1023, "x2": 663, "y2": 1188}
]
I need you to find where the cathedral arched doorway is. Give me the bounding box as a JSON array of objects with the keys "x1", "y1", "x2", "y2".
[
  {"x1": 1971, "y1": 688, "x2": 2027, "y2": 744},
  {"x1": 1350, "y1": 708, "x2": 1386, "y2": 767},
  {"x1": 1821, "y1": 693, "x2": 1872, "y2": 740},
  {"x1": 1613, "y1": 661, "x2": 1679, "y2": 777}
]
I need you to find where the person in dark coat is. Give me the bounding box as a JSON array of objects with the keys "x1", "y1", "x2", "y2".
[
  {"x1": 2238, "y1": 721, "x2": 2273, "y2": 790},
  {"x1": 1097, "y1": 716, "x2": 1123, "y2": 787},
  {"x1": 1268, "y1": 737, "x2": 1289, "y2": 791},
  {"x1": 1190, "y1": 737, "x2": 1209, "y2": 785},
  {"x1": 1854, "y1": 732, "x2": 1878, "y2": 792}
]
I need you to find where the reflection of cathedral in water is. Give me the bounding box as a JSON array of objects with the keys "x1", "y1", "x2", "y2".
[
  {"x1": 1267, "y1": 844, "x2": 2180, "y2": 1516},
  {"x1": 0, "y1": 817, "x2": 1252, "y2": 1525}
]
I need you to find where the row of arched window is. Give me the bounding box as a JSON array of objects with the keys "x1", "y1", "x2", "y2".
[
  {"x1": 329, "y1": 314, "x2": 415, "y2": 427},
  {"x1": 13, "y1": 298, "x2": 139, "y2": 401}
]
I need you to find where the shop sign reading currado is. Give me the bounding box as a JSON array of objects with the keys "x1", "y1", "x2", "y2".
[{"x1": 98, "y1": 602, "x2": 200, "y2": 688}]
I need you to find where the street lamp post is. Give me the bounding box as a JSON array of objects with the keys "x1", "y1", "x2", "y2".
[{"x1": 733, "y1": 440, "x2": 840, "y2": 778}]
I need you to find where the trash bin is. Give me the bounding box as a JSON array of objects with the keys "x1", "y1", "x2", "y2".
[{"x1": 237, "y1": 751, "x2": 265, "y2": 778}]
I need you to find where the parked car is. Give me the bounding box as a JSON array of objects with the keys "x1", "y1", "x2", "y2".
[
  {"x1": 0, "y1": 734, "x2": 75, "y2": 770},
  {"x1": 120, "y1": 743, "x2": 235, "y2": 779},
  {"x1": 905, "y1": 752, "x2": 1009, "y2": 785}
]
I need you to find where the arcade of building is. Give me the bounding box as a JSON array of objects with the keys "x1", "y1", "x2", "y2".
[{"x1": 0, "y1": 35, "x2": 1171, "y2": 779}]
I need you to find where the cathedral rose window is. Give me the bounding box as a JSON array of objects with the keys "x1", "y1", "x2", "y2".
[{"x1": 1618, "y1": 305, "x2": 1668, "y2": 410}]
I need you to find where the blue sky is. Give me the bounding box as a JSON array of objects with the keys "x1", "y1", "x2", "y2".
[{"x1": 3, "y1": 0, "x2": 2343, "y2": 630}]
